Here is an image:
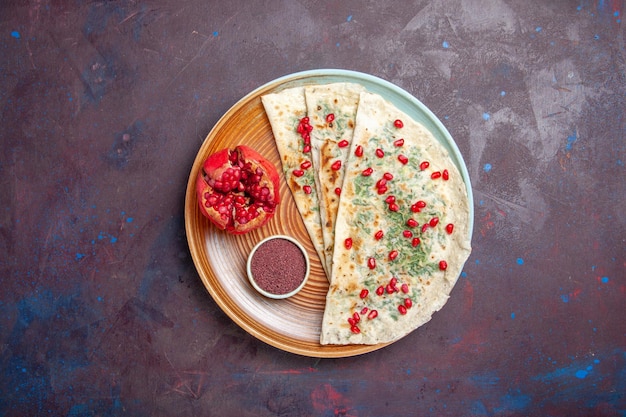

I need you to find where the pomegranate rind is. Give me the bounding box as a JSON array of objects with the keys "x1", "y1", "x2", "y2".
[{"x1": 195, "y1": 145, "x2": 280, "y2": 234}]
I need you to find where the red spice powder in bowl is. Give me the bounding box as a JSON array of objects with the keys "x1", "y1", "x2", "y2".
[{"x1": 246, "y1": 235, "x2": 310, "y2": 299}]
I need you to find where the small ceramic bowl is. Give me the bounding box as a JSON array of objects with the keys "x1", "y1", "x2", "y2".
[{"x1": 246, "y1": 235, "x2": 310, "y2": 299}]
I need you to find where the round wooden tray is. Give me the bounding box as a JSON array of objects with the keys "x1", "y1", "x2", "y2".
[{"x1": 184, "y1": 69, "x2": 474, "y2": 357}]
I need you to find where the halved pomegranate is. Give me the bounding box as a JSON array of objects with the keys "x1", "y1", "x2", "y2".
[{"x1": 196, "y1": 145, "x2": 280, "y2": 234}]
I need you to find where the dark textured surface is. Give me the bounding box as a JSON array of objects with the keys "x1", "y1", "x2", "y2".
[{"x1": 1, "y1": 1, "x2": 624, "y2": 416}]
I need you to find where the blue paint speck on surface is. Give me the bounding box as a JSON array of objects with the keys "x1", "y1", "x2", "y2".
[
  {"x1": 213, "y1": 31, "x2": 219, "y2": 37},
  {"x1": 483, "y1": 163, "x2": 492, "y2": 172},
  {"x1": 575, "y1": 369, "x2": 588, "y2": 379},
  {"x1": 11, "y1": 30, "x2": 20, "y2": 39},
  {"x1": 565, "y1": 133, "x2": 577, "y2": 151},
  {"x1": 126, "y1": 217, "x2": 134, "y2": 223},
  {"x1": 601, "y1": 276, "x2": 609, "y2": 283},
  {"x1": 347, "y1": 15, "x2": 353, "y2": 22},
  {"x1": 511, "y1": 312, "x2": 516, "y2": 319},
  {"x1": 336, "y1": 42, "x2": 340, "y2": 47},
  {"x1": 482, "y1": 112, "x2": 490, "y2": 121},
  {"x1": 442, "y1": 41, "x2": 449, "y2": 48},
  {"x1": 535, "y1": 26, "x2": 542, "y2": 32},
  {"x1": 495, "y1": 390, "x2": 531, "y2": 413},
  {"x1": 76, "y1": 253, "x2": 85, "y2": 260},
  {"x1": 517, "y1": 257, "x2": 524, "y2": 265},
  {"x1": 560, "y1": 294, "x2": 569, "y2": 303},
  {"x1": 110, "y1": 236, "x2": 118, "y2": 244},
  {"x1": 500, "y1": 90, "x2": 506, "y2": 96}
]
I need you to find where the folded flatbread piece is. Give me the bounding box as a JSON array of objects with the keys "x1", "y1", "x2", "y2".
[
  {"x1": 304, "y1": 83, "x2": 365, "y2": 278},
  {"x1": 261, "y1": 87, "x2": 328, "y2": 279},
  {"x1": 320, "y1": 91, "x2": 472, "y2": 345}
]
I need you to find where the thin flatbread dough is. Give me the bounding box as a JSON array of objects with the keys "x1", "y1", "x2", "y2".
[
  {"x1": 320, "y1": 91, "x2": 472, "y2": 345},
  {"x1": 261, "y1": 87, "x2": 329, "y2": 279},
  {"x1": 304, "y1": 83, "x2": 365, "y2": 278}
]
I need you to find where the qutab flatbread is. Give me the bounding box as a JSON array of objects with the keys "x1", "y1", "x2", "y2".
[
  {"x1": 261, "y1": 87, "x2": 329, "y2": 278},
  {"x1": 320, "y1": 91, "x2": 471, "y2": 345},
  {"x1": 304, "y1": 83, "x2": 365, "y2": 278}
]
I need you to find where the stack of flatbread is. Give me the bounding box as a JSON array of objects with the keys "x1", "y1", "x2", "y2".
[{"x1": 261, "y1": 83, "x2": 471, "y2": 345}]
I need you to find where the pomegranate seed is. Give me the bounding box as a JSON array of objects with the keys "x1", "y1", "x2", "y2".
[
  {"x1": 297, "y1": 123, "x2": 305, "y2": 134},
  {"x1": 303, "y1": 144, "x2": 311, "y2": 153},
  {"x1": 446, "y1": 223, "x2": 454, "y2": 234},
  {"x1": 398, "y1": 305, "x2": 407, "y2": 315},
  {"x1": 401, "y1": 283, "x2": 409, "y2": 293},
  {"x1": 376, "y1": 286, "x2": 384, "y2": 296},
  {"x1": 334, "y1": 187, "x2": 341, "y2": 196},
  {"x1": 362, "y1": 167, "x2": 373, "y2": 176},
  {"x1": 293, "y1": 169, "x2": 304, "y2": 177},
  {"x1": 431, "y1": 171, "x2": 442, "y2": 179},
  {"x1": 385, "y1": 195, "x2": 396, "y2": 204},
  {"x1": 367, "y1": 309, "x2": 378, "y2": 319},
  {"x1": 439, "y1": 260, "x2": 448, "y2": 270},
  {"x1": 398, "y1": 154, "x2": 409, "y2": 164},
  {"x1": 367, "y1": 257, "x2": 376, "y2": 269},
  {"x1": 410, "y1": 204, "x2": 421, "y2": 213},
  {"x1": 393, "y1": 119, "x2": 404, "y2": 128},
  {"x1": 348, "y1": 317, "x2": 356, "y2": 326},
  {"x1": 407, "y1": 218, "x2": 418, "y2": 228},
  {"x1": 386, "y1": 283, "x2": 395, "y2": 294},
  {"x1": 355, "y1": 145, "x2": 364, "y2": 157},
  {"x1": 350, "y1": 325, "x2": 360, "y2": 334},
  {"x1": 338, "y1": 139, "x2": 349, "y2": 148},
  {"x1": 377, "y1": 185, "x2": 388, "y2": 195},
  {"x1": 361, "y1": 306, "x2": 369, "y2": 315},
  {"x1": 383, "y1": 172, "x2": 394, "y2": 180},
  {"x1": 326, "y1": 113, "x2": 335, "y2": 123},
  {"x1": 429, "y1": 217, "x2": 439, "y2": 227},
  {"x1": 375, "y1": 148, "x2": 385, "y2": 158},
  {"x1": 404, "y1": 298, "x2": 413, "y2": 308},
  {"x1": 359, "y1": 289, "x2": 369, "y2": 299},
  {"x1": 389, "y1": 203, "x2": 399, "y2": 212},
  {"x1": 303, "y1": 134, "x2": 311, "y2": 145},
  {"x1": 374, "y1": 230, "x2": 384, "y2": 240},
  {"x1": 376, "y1": 178, "x2": 387, "y2": 188},
  {"x1": 344, "y1": 237, "x2": 353, "y2": 249},
  {"x1": 421, "y1": 224, "x2": 430, "y2": 233},
  {"x1": 403, "y1": 230, "x2": 413, "y2": 238},
  {"x1": 331, "y1": 160, "x2": 342, "y2": 171},
  {"x1": 306, "y1": 124, "x2": 313, "y2": 132},
  {"x1": 389, "y1": 250, "x2": 399, "y2": 260},
  {"x1": 302, "y1": 116, "x2": 309, "y2": 124},
  {"x1": 394, "y1": 138, "x2": 404, "y2": 147},
  {"x1": 411, "y1": 237, "x2": 421, "y2": 247},
  {"x1": 416, "y1": 200, "x2": 427, "y2": 209},
  {"x1": 300, "y1": 161, "x2": 312, "y2": 170},
  {"x1": 353, "y1": 312, "x2": 361, "y2": 323},
  {"x1": 420, "y1": 161, "x2": 430, "y2": 171},
  {"x1": 303, "y1": 185, "x2": 312, "y2": 194},
  {"x1": 443, "y1": 169, "x2": 449, "y2": 180}
]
